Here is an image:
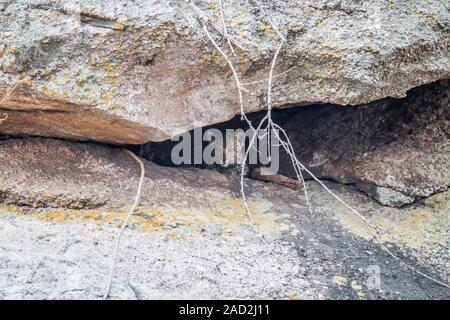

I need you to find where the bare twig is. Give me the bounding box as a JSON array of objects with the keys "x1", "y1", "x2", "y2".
[
  {"x1": 272, "y1": 123, "x2": 450, "y2": 289},
  {"x1": 194, "y1": 0, "x2": 450, "y2": 290},
  {"x1": 218, "y1": 0, "x2": 236, "y2": 56},
  {"x1": 249, "y1": 0, "x2": 286, "y2": 41},
  {"x1": 0, "y1": 80, "x2": 23, "y2": 124},
  {"x1": 250, "y1": 167, "x2": 299, "y2": 190},
  {"x1": 240, "y1": 114, "x2": 268, "y2": 224},
  {"x1": 202, "y1": 24, "x2": 255, "y2": 130},
  {"x1": 186, "y1": 0, "x2": 244, "y2": 51},
  {"x1": 103, "y1": 149, "x2": 146, "y2": 299},
  {"x1": 0, "y1": 81, "x2": 21, "y2": 106}
]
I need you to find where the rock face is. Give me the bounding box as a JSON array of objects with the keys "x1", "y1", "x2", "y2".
[
  {"x1": 0, "y1": 137, "x2": 234, "y2": 210},
  {"x1": 0, "y1": 0, "x2": 449, "y2": 143},
  {"x1": 278, "y1": 80, "x2": 450, "y2": 207},
  {"x1": 0, "y1": 137, "x2": 449, "y2": 299}
]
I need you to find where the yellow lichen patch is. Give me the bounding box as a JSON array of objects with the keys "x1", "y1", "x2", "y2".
[
  {"x1": 351, "y1": 280, "x2": 362, "y2": 290},
  {"x1": 315, "y1": 19, "x2": 326, "y2": 28},
  {"x1": 112, "y1": 22, "x2": 126, "y2": 31},
  {"x1": 133, "y1": 193, "x2": 288, "y2": 236},
  {"x1": 40, "y1": 86, "x2": 60, "y2": 98},
  {"x1": 371, "y1": 210, "x2": 440, "y2": 248},
  {"x1": 332, "y1": 276, "x2": 347, "y2": 286},
  {"x1": 259, "y1": 22, "x2": 275, "y2": 37},
  {"x1": 199, "y1": 50, "x2": 225, "y2": 65},
  {"x1": 230, "y1": 18, "x2": 242, "y2": 26},
  {"x1": 8, "y1": 45, "x2": 18, "y2": 54},
  {"x1": 79, "y1": 8, "x2": 112, "y2": 21},
  {"x1": 0, "y1": 205, "x2": 170, "y2": 234},
  {"x1": 207, "y1": 2, "x2": 218, "y2": 11},
  {"x1": 331, "y1": 191, "x2": 450, "y2": 251},
  {"x1": 299, "y1": 41, "x2": 346, "y2": 81},
  {"x1": 351, "y1": 280, "x2": 365, "y2": 298},
  {"x1": 422, "y1": 191, "x2": 450, "y2": 210},
  {"x1": 104, "y1": 102, "x2": 122, "y2": 112},
  {"x1": 362, "y1": 45, "x2": 381, "y2": 54},
  {"x1": 178, "y1": 27, "x2": 191, "y2": 37},
  {"x1": 0, "y1": 204, "x2": 26, "y2": 215},
  {"x1": 100, "y1": 58, "x2": 119, "y2": 74},
  {"x1": 205, "y1": 194, "x2": 288, "y2": 234},
  {"x1": 286, "y1": 293, "x2": 298, "y2": 300},
  {"x1": 332, "y1": 207, "x2": 374, "y2": 241},
  {"x1": 0, "y1": 193, "x2": 289, "y2": 237},
  {"x1": 142, "y1": 21, "x2": 177, "y2": 45}
]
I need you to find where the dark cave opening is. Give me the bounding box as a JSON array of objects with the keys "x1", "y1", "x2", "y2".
[{"x1": 129, "y1": 79, "x2": 448, "y2": 208}]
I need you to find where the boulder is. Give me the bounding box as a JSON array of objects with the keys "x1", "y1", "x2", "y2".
[
  {"x1": 0, "y1": 0, "x2": 449, "y2": 143},
  {"x1": 277, "y1": 80, "x2": 450, "y2": 207}
]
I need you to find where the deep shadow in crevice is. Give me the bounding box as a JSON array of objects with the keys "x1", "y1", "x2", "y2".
[
  {"x1": 133, "y1": 79, "x2": 449, "y2": 208},
  {"x1": 138, "y1": 79, "x2": 448, "y2": 169}
]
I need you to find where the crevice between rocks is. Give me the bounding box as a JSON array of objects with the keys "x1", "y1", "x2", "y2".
[
  {"x1": 134, "y1": 80, "x2": 449, "y2": 208},
  {"x1": 0, "y1": 80, "x2": 448, "y2": 209}
]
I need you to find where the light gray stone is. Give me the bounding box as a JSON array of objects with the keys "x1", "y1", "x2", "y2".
[
  {"x1": 0, "y1": 0, "x2": 448, "y2": 143},
  {"x1": 0, "y1": 137, "x2": 449, "y2": 299}
]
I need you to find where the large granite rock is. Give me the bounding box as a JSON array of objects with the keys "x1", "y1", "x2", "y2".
[
  {"x1": 277, "y1": 80, "x2": 450, "y2": 207},
  {"x1": 0, "y1": 137, "x2": 449, "y2": 299},
  {"x1": 0, "y1": 0, "x2": 449, "y2": 143}
]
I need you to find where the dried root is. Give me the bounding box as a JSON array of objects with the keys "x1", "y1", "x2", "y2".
[
  {"x1": 103, "y1": 149, "x2": 146, "y2": 299},
  {"x1": 191, "y1": 0, "x2": 450, "y2": 289}
]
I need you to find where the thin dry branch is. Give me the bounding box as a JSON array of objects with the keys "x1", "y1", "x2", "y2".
[
  {"x1": 240, "y1": 114, "x2": 268, "y2": 224},
  {"x1": 271, "y1": 123, "x2": 450, "y2": 289},
  {"x1": 272, "y1": 125, "x2": 311, "y2": 213},
  {"x1": 0, "y1": 81, "x2": 21, "y2": 106},
  {"x1": 202, "y1": 24, "x2": 255, "y2": 130},
  {"x1": 186, "y1": 0, "x2": 244, "y2": 51},
  {"x1": 218, "y1": 0, "x2": 236, "y2": 56},
  {"x1": 249, "y1": 0, "x2": 286, "y2": 41},
  {"x1": 195, "y1": 0, "x2": 450, "y2": 290},
  {"x1": 103, "y1": 149, "x2": 146, "y2": 299},
  {"x1": 0, "y1": 80, "x2": 24, "y2": 124},
  {"x1": 267, "y1": 42, "x2": 284, "y2": 113},
  {"x1": 250, "y1": 167, "x2": 299, "y2": 190}
]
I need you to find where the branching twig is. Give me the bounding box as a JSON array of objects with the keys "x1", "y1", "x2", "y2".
[
  {"x1": 195, "y1": 0, "x2": 450, "y2": 289},
  {"x1": 202, "y1": 24, "x2": 255, "y2": 130},
  {"x1": 240, "y1": 114, "x2": 268, "y2": 224},
  {"x1": 249, "y1": 0, "x2": 286, "y2": 41},
  {"x1": 0, "y1": 81, "x2": 21, "y2": 106},
  {"x1": 0, "y1": 80, "x2": 24, "y2": 124},
  {"x1": 271, "y1": 122, "x2": 450, "y2": 289},
  {"x1": 218, "y1": 0, "x2": 236, "y2": 56},
  {"x1": 186, "y1": 0, "x2": 244, "y2": 51},
  {"x1": 103, "y1": 149, "x2": 146, "y2": 299}
]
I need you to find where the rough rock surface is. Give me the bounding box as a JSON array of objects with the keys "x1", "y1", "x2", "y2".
[
  {"x1": 0, "y1": 0, "x2": 449, "y2": 143},
  {"x1": 0, "y1": 138, "x2": 449, "y2": 299},
  {"x1": 278, "y1": 80, "x2": 450, "y2": 207}
]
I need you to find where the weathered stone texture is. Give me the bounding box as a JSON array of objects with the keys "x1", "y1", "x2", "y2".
[
  {"x1": 0, "y1": 0, "x2": 448, "y2": 143},
  {"x1": 278, "y1": 80, "x2": 450, "y2": 206}
]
